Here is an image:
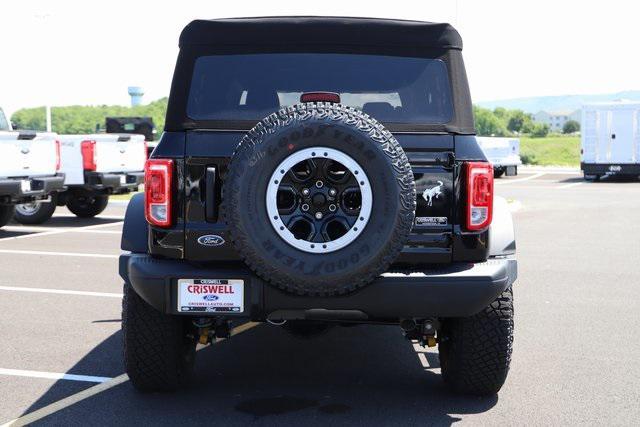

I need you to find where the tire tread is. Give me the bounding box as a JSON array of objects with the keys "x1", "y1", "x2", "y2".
[{"x1": 439, "y1": 287, "x2": 514, "y2": 395}]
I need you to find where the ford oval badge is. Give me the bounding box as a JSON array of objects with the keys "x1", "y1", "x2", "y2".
[{"x1": 197, "y1": 235, "x2": 225, "y2": 247}]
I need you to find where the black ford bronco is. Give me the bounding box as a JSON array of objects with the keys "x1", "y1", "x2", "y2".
[{"x1": 120, "y1": 17, "x2": 517, "y2": 396}]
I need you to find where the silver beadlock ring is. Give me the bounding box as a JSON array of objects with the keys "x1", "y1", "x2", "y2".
[{"x1": 266, "y1": 147, "x2": 372, "y2": 254}]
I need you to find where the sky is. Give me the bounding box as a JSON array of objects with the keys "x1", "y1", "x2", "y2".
[{"x1": 1, "y1": 0, "x2": 639, "y2": 117}]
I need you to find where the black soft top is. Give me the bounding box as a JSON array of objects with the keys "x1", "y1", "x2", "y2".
[
  {"x1": 179, "y1": 17, "x2": 463, "y2": 50},
  {"x1": 166, "y1": 17, "x2": 475, "y2": 134}
]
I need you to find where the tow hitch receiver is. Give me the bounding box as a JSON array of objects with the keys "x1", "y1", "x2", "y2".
[
  {"x1": 401, "y1": 318, "x2": 439, "y2": 347},
  {"x1": 193, "y1": 318, "x2": 231, "y2": 345}
]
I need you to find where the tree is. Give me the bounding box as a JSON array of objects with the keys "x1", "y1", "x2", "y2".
[
  {"x1": 563, "y1": 120, "x2": 580, "y2": 134},
  {"x1": 11, "y1": 98, "x2": 169, "y2": 134},
  {"x1": 507, "y1": 110, "x2": 532, "y2": 133},
  {"x1": 530, "y1": 123, "x2": 550, "y2": 138},
  {"x1": 473, "y1": 106, "x2": 508, "y2": 136},
  {"x1": 493, "y1": 107, "x2": 507, "y2": 120}
]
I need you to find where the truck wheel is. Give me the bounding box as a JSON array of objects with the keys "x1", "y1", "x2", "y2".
[
  {"x1": 0, "y1": 205, "x2": 15, "y2": 228},
  {"x1": 438, "y1": 287, "x2": 514, "y2": 396},
  {"x1": 224, "y1": 103, "x2": 416, "y2": 296},
  {"x1": 14, "y1": 197, "x2": 57, "y2": 224},
  {"x1": 66, "y1": 193, "x2": 109, "y2": 218},
  {"x1": 493, "y1": 168, "x2": 505, "y2": 178},
  {"x1": 122, "y1": 282, "x2": 196, "y2": 392}
]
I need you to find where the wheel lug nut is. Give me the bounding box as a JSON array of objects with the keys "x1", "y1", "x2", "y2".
[
  {"x1": 315, "y1": 180, "x2": 323, "y2": 188},
  {"x1": 329, "y1": 204, "x2": 337, "y2": 212},
  {"x1": 301, "y1": 204, "x2": 309, "y2": 212},
  {"x1": 302, "y1": 188, "x2": 310, "y2": 196},
  {"x1": 329, "y1": 188, "x2": 337, "y2": 196},
  {"x1": 315, "y1": 212, "x2": 323, "y2": 220}
]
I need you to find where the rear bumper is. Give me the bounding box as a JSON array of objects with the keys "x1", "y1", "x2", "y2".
[
  {"x1": 581, "y1": 162, "x2": 640, "y2": 175},
  {"x1": 0, "y1": 174, "x2": 65, "y2": 204},
  {"x1": 119, "y1": 253, "x2": 517, "y2": 322},
  {"x1": 84, "y1": 171, "x2": 144, "y2": 193}
]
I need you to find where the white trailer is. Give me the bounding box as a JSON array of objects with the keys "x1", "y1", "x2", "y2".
[
  {"x1": 476, "y1": 137, "x2": 521, "y2": 178},
  {"x1": 581, "y1": 101, "x2": 640, "y2": 179}
]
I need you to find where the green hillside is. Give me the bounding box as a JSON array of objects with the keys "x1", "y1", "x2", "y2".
[{"x1": 520, "y1": 136, "x2": 580, "y2": 166}]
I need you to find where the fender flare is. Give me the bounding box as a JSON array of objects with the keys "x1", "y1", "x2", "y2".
[
  {"x1": 120, "y1": 193, "x2": 148, "y2": 253},
  {"x1": 489, "y1": 196, "x2": 516, "y2": 256}
]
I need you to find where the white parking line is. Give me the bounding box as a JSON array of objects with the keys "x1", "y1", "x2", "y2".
[
  {"x1": 0, "y1": 368, "x2": 111, "y2": 384},
  {"x1": 0, "y1": 285, "x2": 122, "y2": 298},
  {"x1": 0, "y1": 221, "x2": 123, "y2": 242},
  {"x1": 0, "y1": 249, "x2": 118, "y2": 259},
  {"x1": 2, "y1": 322, "x2": 261, "y2": 427},
  {"x1": 495, "y1": 172, "x2": 546, "y2": 185},
  {"x1": 519, "y1": 168, "x2": 580, "y2": 175},
  {"x1": 557, "y1": 182, "x2": 584, "y2": 189},
  {"x1": 1, "y1": 226, "x2": 121, "y2": 235},
  {"x1": 52, "y1": 214, "x2": 125, "y2": 220}
]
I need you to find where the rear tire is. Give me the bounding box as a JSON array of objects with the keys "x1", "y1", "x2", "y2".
[
  {"x1": 66, "y1": 193, "x2": 109, "y2": 218},
  {"x1": 493, "y1": 168, "x2": 505, "y2": 178},
  {"x1": 122, "y1": 282, "x2": 196, "y2": 392},
  {"x1": 438, "y1": 287, "x2": 514, "y2": 396},
  {"x1": 0, "y1": 205, "x2": 15, "y2": 228},
  {"x1": 14, "y1": 197, "x2": 57, "y2": 224}
]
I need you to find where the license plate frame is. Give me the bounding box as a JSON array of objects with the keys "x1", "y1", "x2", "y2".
[{"x1": 177, "y1": 279, "x2": 244, "y2": 313}]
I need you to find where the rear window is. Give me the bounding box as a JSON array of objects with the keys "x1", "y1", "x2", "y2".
[{"x1": 187, "y1": 54, "x2": 453, "y2": 124}]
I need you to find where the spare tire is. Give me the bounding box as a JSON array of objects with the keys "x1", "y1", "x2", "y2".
[{"x1": 224, "y1": 103, "x2": 415, "y2": 296}]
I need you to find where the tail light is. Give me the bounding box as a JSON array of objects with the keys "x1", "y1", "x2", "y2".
[
  {"x1": 144, "y1": 159, "x2": 173, "y2": 227},
  {"x1": 143, "y1": 140, "x2": 149, "y2": 160},
  {"x1": 465, "y1": 162, "x2": 493, "y2": 231},
  {"x1": 81, "y1": 140, "x2": 97, "y2": 171},
  {"x1": 55, "y1": 140, "x2": 61, "y2": 171}
]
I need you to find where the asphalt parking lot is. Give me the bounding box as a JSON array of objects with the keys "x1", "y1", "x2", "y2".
[{"x1": 1, "y1": 169, "x2": 639, "y2": 426}]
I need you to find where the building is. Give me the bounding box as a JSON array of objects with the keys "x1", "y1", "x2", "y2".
[{"x1": 533, "y1": 110, "x2": 581, "y2": 132}]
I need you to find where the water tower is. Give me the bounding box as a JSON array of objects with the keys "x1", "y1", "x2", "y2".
[{"x1": 128, "y1": 86, "x2": 144, "y2": 107}]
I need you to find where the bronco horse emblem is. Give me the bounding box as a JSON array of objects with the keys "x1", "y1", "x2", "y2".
[{"x1": 422, "y1": 181, "x2": 443, "y2": 206}]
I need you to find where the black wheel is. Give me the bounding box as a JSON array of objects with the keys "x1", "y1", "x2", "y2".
[
  {"x1": 438, "y1": 287, "x2": 514, "y2": 396},
  {"x1": 283, "y1": 320, "x2": 332, "y2": 339},
  {"x1": 493, "y1": 168, "x2": 505, "y2": 178},
  {"x1": 0, "y1": 205, "x2": 14, "y2": 228},
  {"x1": 122, "y1": 282, "x2": 196, "y2": 392},
  {"x1": 224, "y1": 103, "x2": 416, "y2": 296},
  {"x1": 14, "y1": 196, "x2": 57, "y2": 224},
  {"x1": 66, "y1": 193, "x2": 109, "y2": 218}
]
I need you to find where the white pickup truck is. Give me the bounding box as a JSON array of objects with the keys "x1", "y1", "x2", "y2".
[
  {"x1": 476, "y1": 137, "x2": 522, "y2": 178},
  {"x1": 14, "y1": 133, "x2": 146, "y2": 223},
  {"x1": 0, "y1": 108, "x2": 65, "y2": 228}
]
